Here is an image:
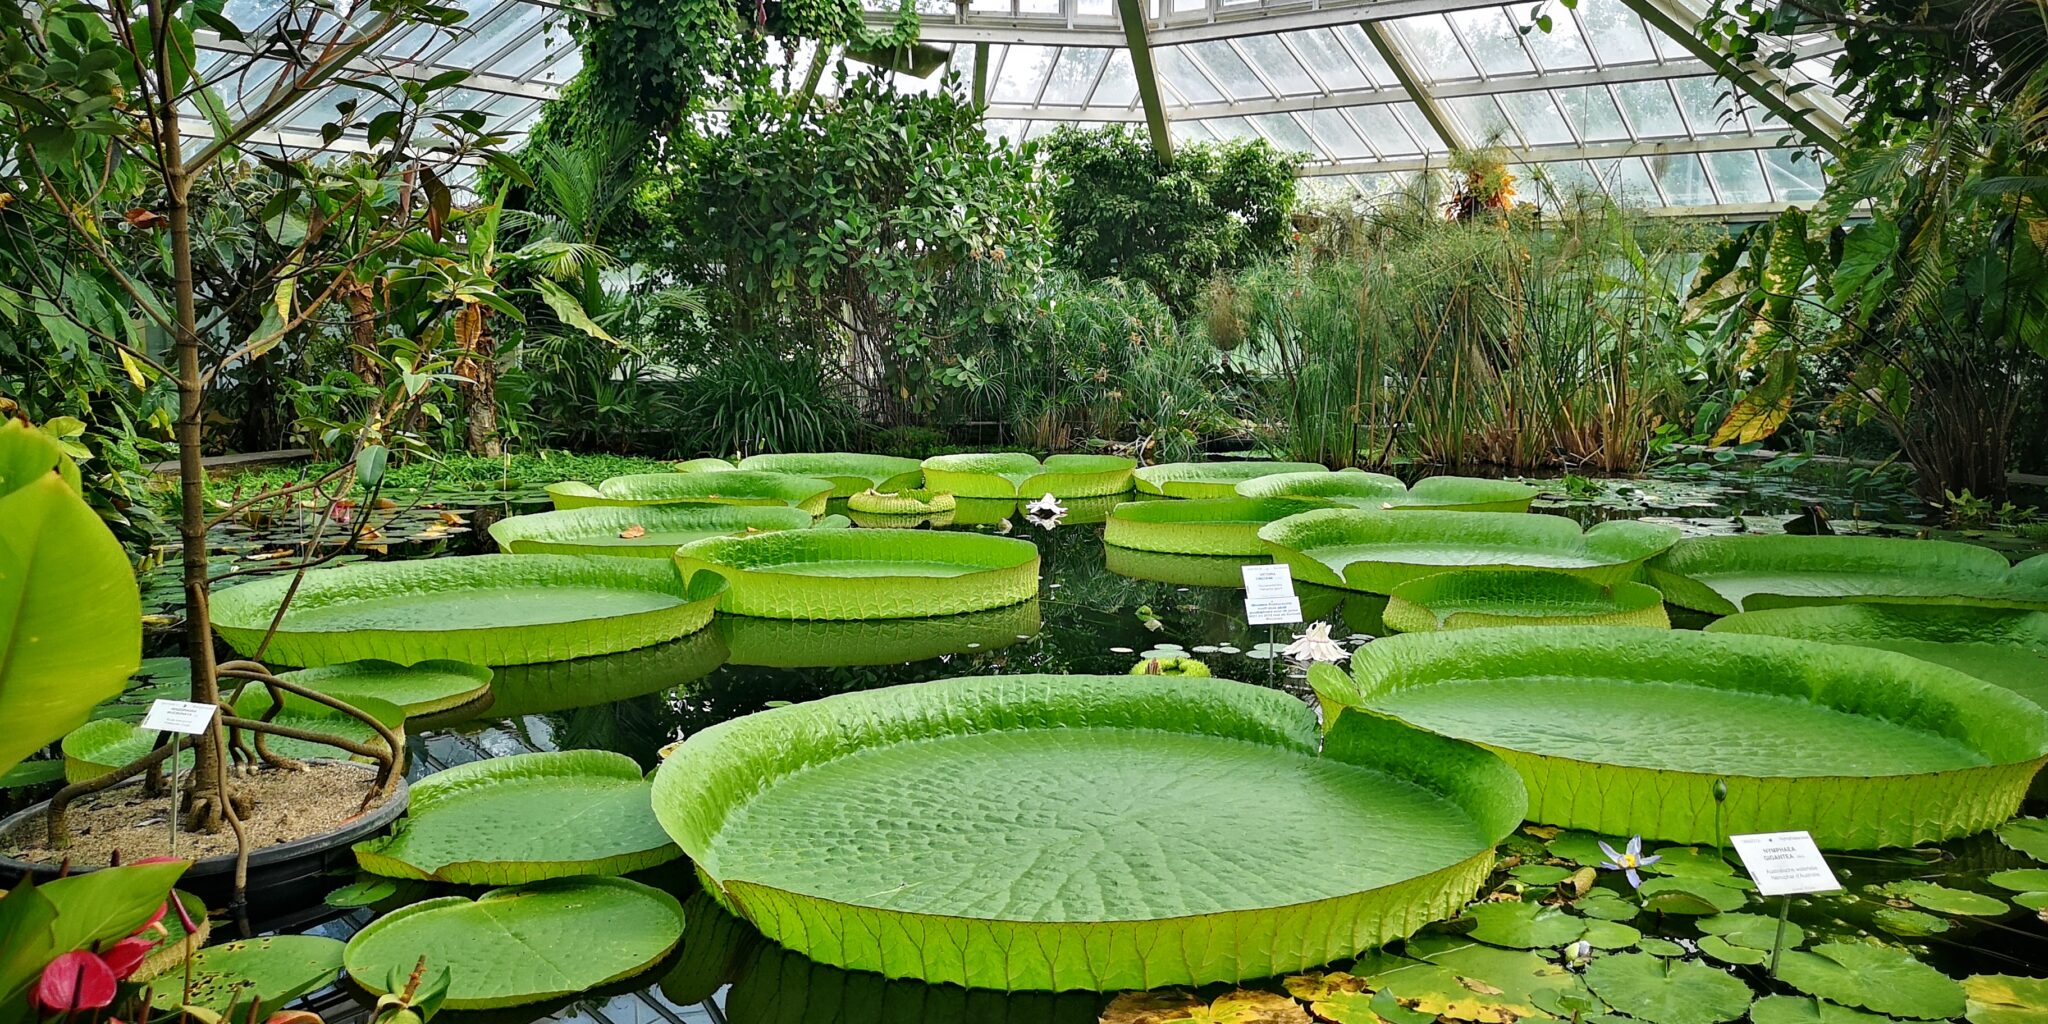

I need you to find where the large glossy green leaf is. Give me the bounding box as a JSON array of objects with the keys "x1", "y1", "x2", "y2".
[
  {"x1": 719, "y1": 601, "x2": 1040, "y2": 667},
  {"x1": 1315, "y1": 628, "x2": 2048, "y2": 848},
  {"x1": 920, "y1": 453, "x2": 1136, "y2": 498},
  {"x1": 488, "y1": 505, "x2": 838, "y2": 558},
  {"x1": 210, "y1": 554, "x2": 727, "y2": 666},
  {"x1": 1133, "y1": 461, "x2": 1329, "y2": 499},
  {"x1": 736, "y1": 453, "x2": 923, "y2": 496},
  {"x1": 1103, "y1": 497, "x2": 1336, "y2": 555},
  {"x1": 1648, "y1": 535, "x2": 2048, "y2": 614},
  {"x1": 1238, "y1": 470, "x2": 1540, "y2": 513},
  {"x1": 651, "y1": 673, "x2": 1523, "y2": 991},
  {"x1": 0, "y1": 420, "x2": 140, "y2": 776},
  {"x1": 1707, "y1": 605, "x2": 2048, "y2": 710},
  {"x1": 1383, "y1": 570, "x2": 1670, "y2": 632},
  {"x1": 0, "y1": 862, "x2": 188, "y2": 1024},
  {"x1": 343, "y1": 877, "x2": 686, "y2": 1009},
  {"x1": 675, "y1": 529, "x2": 1039, "y2": 619},
  {"x1": 354, "y1": 750, "x2": 678, "y2": 883},
  {"x1": 280, "y1": 660, "x2": 492, "y2": 716},
  {"x1": 1259, "y1": 508, "x2": 1679, "y2": 594},
  {"x1": 547, "y1": 471, "x2": 834, "y2": 515}
]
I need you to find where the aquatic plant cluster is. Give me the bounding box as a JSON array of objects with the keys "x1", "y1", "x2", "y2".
[{"x1": 9, "y1": 441, "x2": 2048, "y2": 1023}]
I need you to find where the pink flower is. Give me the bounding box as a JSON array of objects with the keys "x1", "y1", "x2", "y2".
[{"x1": 31, "y1": 951, "x2": 118, "y2": 1013}]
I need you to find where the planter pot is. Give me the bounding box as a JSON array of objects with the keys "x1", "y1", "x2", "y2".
[{"x1": 0, "y1": 760, "x2": 408, "y2": 926}]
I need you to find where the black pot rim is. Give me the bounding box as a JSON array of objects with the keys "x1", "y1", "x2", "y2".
[{"x1": 0, "y1": 759, "x2": 410, "y2": 880}]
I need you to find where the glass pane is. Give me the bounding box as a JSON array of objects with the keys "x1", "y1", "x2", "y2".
[
  {"x1": 1354, "y1": 171, "x2": 1414, "y2": 198},
  {"x1": 1587, "y1": 157, "x2": 1662, "y2": 204},
  {"x1": 1555, "y1": 85, "x2": 1631, "y2": 142},
  {"x1": 1351, "y1": 105, "x2": 1421, "y2": 156},
  {"x1": 991, "y1": 44, "x2": 1055, "y2": 103},
  {"x1": 1335, "y1": 24, "x2": 1398, "y2": 87},
  {"x1": 1171, "y1": 118, "x2": 1218, "y2": 144},
  {"x1": 1156, "y1": 46, "x2": 1225, "y2": 104},
  {"x1": 1445, "y1": 95, "x2": 1516, "y2": 145},
  {"x1": 1093, "y1": 49, "x2": 1139, "y2": 107},
  {"x1": 1188, "y1": 40, "x2": 1271, "y2": 100},
  {"x1": 1024, "y1": 120, "x2": 1063, "y2": 140},
  {"x1": 1076, "y1": 0, "x2": 1113, "y2": 14},
  {"x1": 1387, "y1": 15, "x2": 1480, "y2": 82},
  {"x1": 490, "y1": 26, "x2": 573, "y2": 78},
  {"x1": 1576, "y1": 0, "x2": 1657, "y2": 64},
  {"x1": 1447, "y1": 8, "x2": 1535, "y2": 77},
  {"x1": 1648, "y1": 153, "x2": 1716, "y2": 204},
  {"x1": 1613, "y1": 81, "x2": 1686, "y2": 137},
  {"x1": 1762, "y1": 148, "x2": 1825, "y2": 201},
  {"x1": 1201, "y1": 115, "x2": 1260, "y2": 141},
  {"x1": 984, "y1": 118, "x2": 1027, "y2": 144},
  {"x1": 1018, "y1": 0, "x2": 1058, "y2": 13},
  {"x1": 1391, "y1": 101, "x2": 1451, "y2": 153},
  {"x1": 1283, "y1": 29, "x2": 1371, "y2": 92},
  {"x1": 1521, "y1": 12, "x2": 1595, "y2": 70},
  {"x1": 533, "y1": 46, "x2": 582, "y2": 85},
  {"x1": 441, "y1": 1, "x2": 546, "y2": 67},
  {"x1": 1301, "y1": 107, "x2": 1373, "y2": 159},
  {"x1": 1498, "y1": 91, "x2": 1573, "y2": 145},
  {"x1": 1706, "y1": 150, "x2": 1772, "y2": 202},
  {"x1": 1673, "y1": 76, "x2": 1749, "y2": 134},
  {"x1": 1530, "y1": 160, "x2": 1598, "y2": 205},
  {"x1": 1251, "y1": 112, "x2": 1321, "y2": 159},
  {"x1": 1235, "y1": 34, "x2": 1318, "y2": 94},
  {"x1": 1042, "y1": 47, "x2": 1109, "y2": 105}
]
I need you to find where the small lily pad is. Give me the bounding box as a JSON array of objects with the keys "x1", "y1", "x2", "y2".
[
  {"x1": 1963, "y1": 974, "x2": 2048, "y2": 1024},
  {"x1": 2013, "y1": 892, "x2": 2048, "y2": 910},
  {"x1": 1988, "y1": 869, "x2": 2048, "y2": 893},
  {"x1": 1582, "y1": 953, "x2": 1751, "y2": 1024},
  {"x1": 1749, "y1": 995, "x2": 1896, "y2": 1024},
  {"x1": 1510, "y1": 864, "x2": 1574, "y2": 886},
  {"x1": 1696, "y1": 912, "x2": 1804, "y2": 950},
  {"x1": 1873, "y1": 907, "x2": 1951, "y2": 936},
  {"x1": 1638, "y1": 876, "x2": 1745, "y2": 914},
  {"x1": 1099, "y1": 988, "x2": 1309, "y2": 1024},
  {"x1": 325, "y1": 878, "x2": 399, "y2": 907},
  {"x1": 1998, "y1": 819, "x2": 2048, "y2": 862},
  {"x1": 1580, "y1": 920, "x2": 1642, "y2": 950},
  {"x1": 1637, "y1": 938, "x2": 1688, "y2": 957},
  {"x1": 1776, "y1": 941, "x2": 1967, "y2": 1020},
  {"x1": 1370, "y1": 937, "x2": 1591, "y2": 1023},
  {"x1": 1697, "y1": 936, "x2": 1767, "y2": 965},
  {"x1": 1547, "y1": 832, "x2": 1629, "y2": 867},
  {"x1": 1462, "y1": 901, "x2": 1588, "y2": 948},
  {"x1": 1878, "y1": 880, "x2": 2008, "y2": 916},
  {"x1": 1576, "y1": 891, "x2": 1643, "y2": 921},
  {"x1": 1645, "y1": 846, "x2": 1739, "y2": 881},
  {"x1": 149, "y1": 935, "x2": 346, "y2": 1017}
]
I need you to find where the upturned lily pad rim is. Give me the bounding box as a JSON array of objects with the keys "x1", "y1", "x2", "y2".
[
  {"x1": 1237, "y1": 470, "x2": 1540, "y2": 512},
  {"x1": 1103, "y1": 497, "x2": 1339, "y2": 555},
  {"x1": 488, "y1": 504, "x2": 832, "y2": 557},
  {"x1": 651, "y1": 673, "x2": 1523, "y2": 991},
  {"x1": 548, "y1": 470, "x2": 835, "y2": 514},
  {"x1": 735, "y1": 453, "x2": 924, "y2": 495},
  {"x1": 1705, "y1": 604, "x2": 2048, "y2": 652},
  {"x1": 279, "y1": 659, "x2": 494, "y2": 716},
  {"x1": 1259, "y1": 508, "x2": 1680, "y2": 594},
  {"x1": 920, "y1": 453, "x2": 1137, "y2": 498},
  {"x1": 1133, "y1": 461, "x2": 1330, "y2": 498},
  {"x1": 1383, "y1": 570, "x2": 1670, "y2": 632},
  {"x1": 674, "y1": 529, "x2": 1039, "y2": 620},
  {"x1": 1647, "y1": 535, "x2": 2048, "y2": 614}
]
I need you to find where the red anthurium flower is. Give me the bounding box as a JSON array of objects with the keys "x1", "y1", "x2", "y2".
[
  {"x1": 99, "y1": 936, "x2": 157, "y2": 981},
  {"x1": 31, "y1": 951, "x2": 117, "y2": 1013}
]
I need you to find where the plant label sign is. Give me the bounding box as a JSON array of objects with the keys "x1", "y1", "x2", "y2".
[
  {"x1": 1241, "y1": 564, "x2": 1303, "y2": 626},
  {"x1": 1729, "y1": 831, "x2": 1841, "y2": 896},
  {"x1": 141, "y1": 699, "x2": 216, "y2": 735}
]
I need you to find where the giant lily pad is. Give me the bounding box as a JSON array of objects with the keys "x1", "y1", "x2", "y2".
[
  {"x1": 488, "y1": 505, "x2": 839, "y2": 558},
  {"x1": 846, "y1": 488, "x2": 957, "y2": 516},
  {"x1": 1103, "y1": 546, "x2": 1272, "y2": 588},
  {"x1": 674, "y1": 529, "x2": 1038, "y2": 620},
  {"x1": 1648, "y1": 535, "x2": 2048, "y2": 614},
  {"x1": 1707, "y1": 605, "x2": 2048, "y2": 710},
  {"x1": 1238, "y1": 470, "x2": 1540, "y2": 513},
  {"x1": 0, "y1": 420, "x2": 140, "y2": 776},
  {"x1": 718, "y1": 601, "x2": 1040, "y2": 667},
  {"x1": 148, "y1": 935, "x2": 345, "y2": 1018},
  {"x1": 210, "y1": 555, "x2": 727, "y2": 667},
  {"x1": 1313, "y1": 628, "x2": 2048, "y2": 848},
  {"x1": 1104, "y1": 498, "x2": 1336, "y2": 556},
  {"x1": 343, "y1": 876, "x2": 686, "y2": 1010},
  {"x1": 546, "y1": 471, "x2": 834, "y2": 515},
  {"x1": 1383, "y1": 570, "x2": 1670, "y2": 633},
  {"x1": 484, "y1": 629, "x2": 728, "y2": 717},
  {"x1": 62, "y1": 718, "x2": 189, "y2": 782},
  {"x1": 1259, "y1": 508, "x2": 1679, "y2": 594},
  {"x1": 650, "y1": 673, "x2": 1524, "y2": 990},
  {"x1": 920, "y1": 453, "x2": 1136, "y2": 498},
  {"x1": 354, "y1": 750, "x2": 678, "y2": 883},
  {"x1": 736, "y1": 453, "x2": 923, "y2": 496},
  {"x1": 1133, "y1": 461, "x2": 1329, "y2": 499},
  {"x1": 279, "y1": 660, "x2": 492, "y2": 717},
  {"x1": 227, "y1": 688, "x2": 407, "y2": 762}
]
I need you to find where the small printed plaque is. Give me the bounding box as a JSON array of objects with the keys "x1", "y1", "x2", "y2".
[
  {"x1": 1729, "y1": 830, "x2": 1842, "y2": 896},
  {"x1": 140, "y1": 699, "x2": 216, "y2": 735},
  {"x1": 1241, "y1": 564, "x2": 1303, "y2": 626}
]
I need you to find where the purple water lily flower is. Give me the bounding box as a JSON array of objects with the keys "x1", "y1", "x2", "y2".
[{"x1": 1597, "y1": 836, "x2": 1661, "y2": 889}]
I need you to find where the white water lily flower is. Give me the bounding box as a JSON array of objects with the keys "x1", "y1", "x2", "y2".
[
  {"x1": 1282, "y1": 622, "x2": 1349, "y2": 663},
  {"x1": 1023, "y1": 493, "x2": 1067, "y2": 530}
]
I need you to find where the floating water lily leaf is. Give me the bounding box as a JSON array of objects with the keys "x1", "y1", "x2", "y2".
[
  {"x1": 1318, "y1": 628, "x2": 2048, "y2": 848},
  {"x1": 546, "y1": 471, "x2": 835, "y2": 514},
  {"x1": 1582, "y1": 953, "x2": 1750, "y2": 1024},
  {"x1": 1366, "y1": 936, "x2": 1590, "y2": 1023},
  {"x1": 1748, "y1": 995, "x2": 1895, "y2": 1024},
  {"x1": 651, "y1": 674, "x2": 1525, "y2": 991},
  {"x1": 1460, "y1": 901, "x2": 1589, "y2": 948},
  {"x1": 1697, "y1": 936, "x2": 1766, "y2": 965},
  {"x1": 344, "y1": 877, "x2": 686, "y2": 1010},
  {"x1": 1638, "y1": 876, "x2": 1746, "y2": 915},
  {"x1": 2013, "y1": 892, "x2": 2048, "y2": 911},
  {"x1": 1696, "y1": 912, "x2": 1803, "y2": 951},
  {"x1": 1105, "y1": 498, "x2": 1337, "y2": 556},
  {"x1": 280, "y1": 660, "x2": 491, "y2": 717},
  {"x1": 1636, "y1": 937, "x2": 1686, "y2": 957},
  {"x1": 1708, "y1": 605, "x2": 2048, "y2": 712},
  {"x1": 1134, "y1": 461, "x2": 1330, "y2": 499},
  {"x1": 1509, "y1": 864, "x2": 1572, "y2": 886},
  {"x1": 921, "y1": 453, "x2": 1136, "y2": 498},
  {"x1": 149, "y1": 935, "x2": 345, "y2": 1017},
  {"x1": 485, "y1": 629, "x2": 727, "y2": 717},
  {"x1": 735, "y1": 453, "x2": 923, "y2": 496},
  {"x1": 227, "y1": 689, "x2": 406, "y2": 762},
  {"x1": 355, "y1": 750, "x2": 678, "y2": 884},
  {"x1": 1989, "y1": 869, "x2": 2048, "y2": 892},
  {"x1": 1099, "y1": 989, "x2": 1308, "y2": 1024},
  {"x1": 1776, "y1": 941, "x2": 1967, "y2": 1019},
  {"x1": 1644, "y1": 847, "x2": 1739, "y2": 881},
  {"x1": 1964, "y1": 975, "x2": 2048, "y2": 1024},
  {"x1": 1383, "y1": 571, "x2": 1669, "y2": 633},
  {"x1": 1877, "y1": 880, "x2": 2008, "y2": 916},
  {"x1": 1261, "y1": 509, "x2": 1679, "y2": 594},
  {"x1": 1237, "y1": 470, "x2": 1539, "y2": 514},
  {"x1": 489, "y1": 504, "x2": 832, "y2": 558},
  {"x1": 1580, "y1": 920, "x2": 1642, "y2": 949},
  {"x1": 1649, "y1": 536, "x2": 2048, "y2": 614},
  {"x1": 846, "y1": 488, "x2": 957, "y2": 516},
  {"x1": 1998, "y1": 819, "x2": 2048, "y2": 862},
  {"x1": 675, "y1": 529, "x2": 1040, "y2": 620},
  {"x1": 1873, "y1": 907, "x2": 1951, "y2": 936},
  {"x1": 1547, "y1": 832, "x2": 1631, "y2": 867},
  {"x1": 1575, "y1": 892, "x2": 1643, "y2": 922},
  {"x1": 325, "y1": 878, "x2": 398, "y2": 907},
  {"x1": 211, "y1": 554, "x2": 727, "y2": 667}
]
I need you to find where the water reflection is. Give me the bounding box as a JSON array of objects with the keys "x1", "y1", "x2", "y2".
[{"x1": 719, "y1": 602, "x2": 1043, "y2": 668}]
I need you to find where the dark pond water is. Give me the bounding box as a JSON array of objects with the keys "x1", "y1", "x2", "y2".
[{"x1": 128, "y1": 460, "x2": 2048, "y2": 1024}]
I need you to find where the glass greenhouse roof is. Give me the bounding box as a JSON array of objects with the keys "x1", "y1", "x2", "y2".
[{"x1": 185, "y1": 0, "x2": 1847, "y2": 213}]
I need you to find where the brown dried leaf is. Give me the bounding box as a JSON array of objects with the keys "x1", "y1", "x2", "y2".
[
  {"x1": 619, "y1": 524, "x2": 648, "y2": 539},
  {"x1": 1100, "y1": 990, "x2": 1202, "y2": 1024}
]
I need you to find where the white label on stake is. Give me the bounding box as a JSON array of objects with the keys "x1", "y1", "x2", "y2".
[
  {"x1": 1729, "y1": 831, "x2": 1841, "y2": 896},
  {"x1": 1245, "y1": 596, "x2": 1303, "y2": 626},
  {"x1": 1241, "y1": 563, "x2": 1296, "y2": 600},
  {"x1": 141, "y1": 699, "x2": 216, "y2": 735}
]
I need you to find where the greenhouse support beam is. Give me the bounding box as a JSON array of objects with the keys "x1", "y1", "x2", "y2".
[
  {"x1": 1618, "y1": 0, "x2": 1844, "y2": 158},
  {"x1": 973, "y1": 42, "x2": 990, "y2": 108},
  {"x1": 1361, "y1": 22, "x2": 1465, "y2": 152},
  {"x1": 1115, "y1": 0, "x2": 1175, "y2": 163}
]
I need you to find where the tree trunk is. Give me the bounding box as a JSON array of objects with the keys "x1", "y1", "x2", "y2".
[
  {"x1": 344, "y1": 276, "x2": 386, "y2": 440},
  {"x1": 455, "y1": 302, "x2": 500, "y2": 456}
]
